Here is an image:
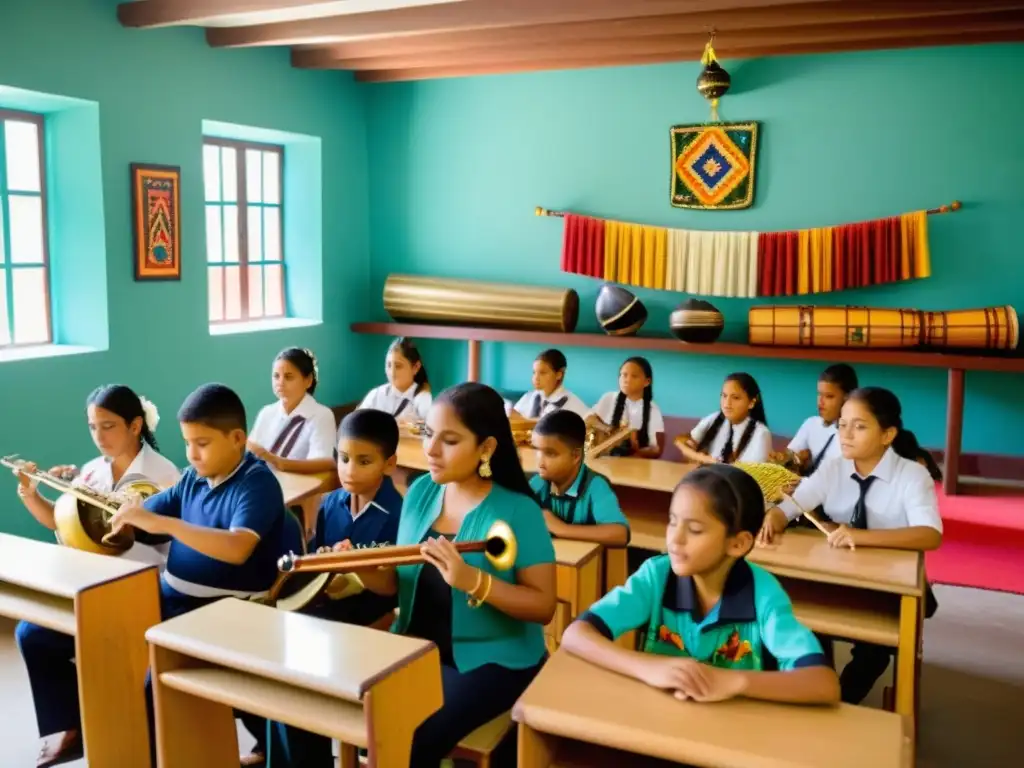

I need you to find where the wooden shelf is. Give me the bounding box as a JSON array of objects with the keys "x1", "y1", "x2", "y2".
[{"x1": 351, "y1": 322, "x2": 1024, "y2": 373}]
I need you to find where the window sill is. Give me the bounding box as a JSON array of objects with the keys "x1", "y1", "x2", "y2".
[
  {"x1": 0, "y1": 344, "x2": 100, "y2": 364},
  {"x1": 209, "y1": 317, "x2": 321, "y2": 336}
]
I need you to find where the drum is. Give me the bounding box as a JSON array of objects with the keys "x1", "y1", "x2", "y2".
[
  {"x1": 923, "y1": 305, "x2": 1018, "y2": 350},
  {"x1": 748, "y1": 305, "x2": 923, "y2": 348}
]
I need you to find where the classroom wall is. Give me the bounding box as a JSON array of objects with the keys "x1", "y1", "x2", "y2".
[
  {"x1": 0, "y1": 0, "x2": 374, "y2": 539},
  {"x1": 365, "y1": 42, "x2": 1024, "y2": 456}
]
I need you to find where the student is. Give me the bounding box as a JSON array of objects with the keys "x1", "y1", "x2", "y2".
[
  {"x1": 247, "y1": 409, "x2": 404, "y2": 768},
  {"x1": 11, "y1": 385, "x2": 179, "y2": 767},
  {"x1": 510, "y1": 349, "x2": 589, "y2": 420},
  {"x1": 774, "y1": 364, "x2": 858, "y2": 476},
  {"x1": 248, "y1": 347, "x2": 337, "y2": 474},
  {"x1": 560, "y1": 464, "x2": 839, "y2": 706},
  {"x1": 529, "y1": 410, "x2": 629, "y2": 547},
  {"x1": 587, "y1": 356, "x2": 665, "y2": 458},
  {"x1": 679, "y1": 373, "x2": 772, "y2": 466},
  {"x1": 359, "y1": 337, "x2": 432, "y2": 422},
  {"x1": 758, "y1": 386, "x2": 942, "y2": 704},
  {"x1": 355, "y1": 382, "x2": 556, "y2": 768}
]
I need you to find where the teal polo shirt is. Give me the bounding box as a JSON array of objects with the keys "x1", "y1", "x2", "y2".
[
  {"x1": 529, "y1": 465, "x2": 630, "y2": 535},
  {"x1": 392, "y1": 475, "x2": 555, "y2": 673},
  {"x1": 579, "y1": 555, "x2": 826, "y2": 671}
]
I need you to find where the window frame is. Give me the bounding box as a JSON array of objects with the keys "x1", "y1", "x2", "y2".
[
  {"x1": 202, "y1": 136, "x2": 286, "y2": 325},
  {"x1": 0, "y1": 108, "x2": 53, "y2": 348}
]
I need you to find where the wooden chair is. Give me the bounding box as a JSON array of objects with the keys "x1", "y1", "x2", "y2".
[{"x1": 449, "y1": 712, "x2": 514, "y2": 768}]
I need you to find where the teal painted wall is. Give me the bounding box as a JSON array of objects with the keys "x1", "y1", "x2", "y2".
[
  {"x1": 366, "y1": 43, "x2": 1024, "y2": 456},
  {"x1": 0, "y1": 0, "x2": 374, "y2": 539}
]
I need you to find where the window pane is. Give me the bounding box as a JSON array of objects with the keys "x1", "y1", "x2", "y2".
[
  {"x1": 248, "y1": 265, "x2": 264, "y2": 319},
  {"x1": 246, "y1": 149, "x2": 263, "y2": 203},
  {"x1": 0, "y1": 269, "x2": 9, "y2": 345},
  {"x1": 208, "y1": 265, "x2": 224, "y2": 322},
  {"x1": 263, "y1": 151, "x2": 280, "y2": 204},
  {"x1": 5, "y1": 120, "x2": 41, "y2": 193},
  {"x1": 203, "y1": 144, "x2": 221, "y2": 202},
  {"x1": 221, "y1": 147, "x2": 238, "y2": 202},
  {"x1": 265, "y1": 263, "x2": 283, "y2": 317},
  {"x1": 224, "y1": 265, "x2": 242, "y2": 321},
  {"x1": 264, "y1": 207, "x2": 281, "y2": 262},
  {"x1": 223, "y1": 205, "x2": 239, "y2": 263},
  {"x1": 247, "y1": 206, "x2": 262, "y2": 262},
  {"x1": 205, "y1": 206, "x2": 222, "y2": 263},
  {"x1": 12, "y1": 266, "x2": 49, "y2": 344},
  {"x1": 8, "y1": 195, "x2": 44, "y2": 264},
  {"x1": 0, "y1": 200, "x2": 5, "y2": 264}
]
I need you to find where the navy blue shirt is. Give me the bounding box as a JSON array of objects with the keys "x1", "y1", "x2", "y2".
[
  {"x1": 311, "y1": 476, "x2": 402, "y2": 552},
  {"x1": 144, "y1": 452, "x2": 286, "y2": 597}
]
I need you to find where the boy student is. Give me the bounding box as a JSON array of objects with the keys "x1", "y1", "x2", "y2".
[
  {"x1": 530, "y1": 410, "x2": 629, "y2": 546},
  {"x1": 244, "y1": 409, "x2": 405, "y2": 768},
  {"x1": 107, "y1": 383, "x2": 288, "y2": 765},
  {"x1": 561, "y1": 464, "x2": 839, "y2": 705}
]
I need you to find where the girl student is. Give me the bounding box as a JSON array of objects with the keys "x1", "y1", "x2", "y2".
[
  {"x1": 359, "y1": 336, "x2": 432, "y2": 422},
  {"x1": 587, "y1": 356, "x2": 665, "y2": 459},
  {"x1": 560, "y1": 463, "x2": 839, "y2": 706},
  {"x1": 679, "y1": 372, "x2": 772, "y2": 466},
  {"x1": 772, "y1": 363, "x2": 859, "y2": 476},
  {"x1": 758, "y1": 387, "x2": 943, "y2": 704},
  {"x1": 509, "y1": 349, "x2": 589, "y2": 420},
  {"x1": 11, "y1": 384, "x2": 179, "y2": 768},
  {"x1": 353, "y1": 382, "x2": 556, "y2": 768}
]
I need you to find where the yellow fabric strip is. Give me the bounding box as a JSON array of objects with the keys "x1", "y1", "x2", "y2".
[
  {"x1": 821, "y1": 226, "x2": 833, "y2": 293},
  {"x1": 603, "y1": 221, "x2": 619, "y2": 281},
  {"x1": 912, "y1": 210, "x2": 931, "y2": 278},
  {"x1": 797, "y1": 229, "x2": 810, "y2": 295},
  {"x1": 899, "y1": 213, "x2": 912, "y2": 280}
]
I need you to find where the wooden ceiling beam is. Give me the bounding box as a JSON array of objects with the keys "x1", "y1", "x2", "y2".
[
  {"x1": 293, "y1": 0, "x2": 1024, "y2": 63},
  {"x1": 353, "y1": 29, "x2": 1024, "y2": 82},
  {"x1": 118, "y1": 0, "x2": 345, "y2": 28},
  {"x1": 205, "y1": 0, "x2": 829, "y2": 48},
  {"x1": 309, "y1": 11, "x2": 1024, "y2": 71}
]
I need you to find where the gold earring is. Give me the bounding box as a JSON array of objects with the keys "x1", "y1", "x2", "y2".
[{"x1": 478, "y1": 455, "x2": 492, "y2": 478}]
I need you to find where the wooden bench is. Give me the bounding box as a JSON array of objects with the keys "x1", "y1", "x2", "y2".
[
  {"x1": 0, "y1": 532, "x2": 160, "y2": 768},
  {"x1": 514, "y1": 650, "x2": 912, "y2": 768},
  {"x1": 146, "y1": 598, "x2": 442, "y2": 767},
  {"x1": 449, "y1": 712, "x2": 514, "y2": 768}
]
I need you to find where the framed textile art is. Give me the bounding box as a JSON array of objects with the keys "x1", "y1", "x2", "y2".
[
  {"x1": 670, "y1": 121, "x2": 759, "y2": 210},
  {"x1": 131, "y1": 163, "x2": 181, "y2": 281}
]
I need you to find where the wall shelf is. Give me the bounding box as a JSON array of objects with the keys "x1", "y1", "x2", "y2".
[{"x1": 350, "y1": 320, "x2": 1024, "y2": 496}]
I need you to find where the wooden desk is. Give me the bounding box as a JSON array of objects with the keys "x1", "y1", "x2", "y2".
[
  {"x1": 272, "y1": 468, "x2": 329, "y2": 506},
  {"x1": 552, "y1": 539, "x2": 602, "y2": 617},
  {"x1": 146, "y1": 598, "x2": 442, "y2": 767},
  {"x1": 514, "y1": 650, "x2": 911, "y2": 768},
  {"x1": 0, "y1": 533, "x2": 160, "y2": 768}
]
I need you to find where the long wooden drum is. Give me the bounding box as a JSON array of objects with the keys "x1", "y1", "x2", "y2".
[
  {"x1": 749, "y1": 304, "x2": 1019, "y2": 350},
  {"x1": 383, "y1": 274, "x2": 579, "y2": 333}
]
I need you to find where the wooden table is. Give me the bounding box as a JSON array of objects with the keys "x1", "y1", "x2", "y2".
[
  {"x1": 514, "y1": 650, "x2": 911, "y2": 768},
  {"x1": 552, "y1": 539, "x2": 602, "y2": 617},
  {"x1": 0, "y1": 533, "x2": 161, "y2": 768},
  {"x1": 272, "y1": 468, "x2": 330, "y2": 506},
  {"x1": 146, "y1": 597, "x2": 442, "y2": 767}
]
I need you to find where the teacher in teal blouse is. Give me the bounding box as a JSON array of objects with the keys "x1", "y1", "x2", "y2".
[{"x1": 358, "y1": 382, "x2": 556, "y2": 767}]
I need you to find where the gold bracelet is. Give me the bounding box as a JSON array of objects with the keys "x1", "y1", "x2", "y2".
[
  {"x1": 467, "y1": 573, "x2": 493, "y2": 608},
  {"x1": 468, "y1": 569, "x2": 483, "y2": 597}
]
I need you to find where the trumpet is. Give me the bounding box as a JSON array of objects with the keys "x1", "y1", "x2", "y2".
[
  {"x1": 2, "y1": 454, "x2": 161, "y2": 556},
  {"x1": 277, "y1": 520, "x2": 518, "y2": 576}
]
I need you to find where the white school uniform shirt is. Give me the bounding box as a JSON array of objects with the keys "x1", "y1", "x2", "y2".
[
  {"x1": 513, "y1": 386, "x2": 589, "y2": 420},
  {"x1": 250, "y1": 393, "x2": 337, "y2": 460},
  {"x1": 778, "y1": 448, "x2": 942, "y2": 533},
  {"x1": 690, "y1": 413, "x2": 773, "y2": 464},
  {"x1": 788, "y1": 416, "x2": 841, "y2": 471},
  {"x1": 76, "y1": 443, "x2": 181, "y2": 567},
  {"x1": 359, "y1": 383, "x2": 432, "y2": 422},
  {"x1": 589, "y1": 392, "x2": 665, "y2": 446}
]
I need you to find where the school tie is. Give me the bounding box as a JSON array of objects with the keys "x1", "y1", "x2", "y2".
[
  {"x1": 529, "y1": 394, "x2": 543, "y2": 418},
  {"x1": 545, "y1": 396, "x2": 569, "y2": 412},
  {"x1": 719, "y1": 422, "x2": 734, "y2": 463},
  {"x1": 806, "y1": 434, "x2": 836, "y2": 475},
  {"x1": 849, "y1": 475, "x2": 877, "y2": 530}
]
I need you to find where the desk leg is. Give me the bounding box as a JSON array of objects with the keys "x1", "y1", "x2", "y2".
[
  {"x1": 151, "y1": 646, "x2": 239, "y2": 768},
  {"x1": 894, "y1": 594, "x2": 921, "y2": 764},
  {"x1": 365, "y1": 646, "x2": 443, "y2": 766},
  {"x1": 75, "y1": 568, "x2": 161, "y2": 768},
  {"x1": 943, "y1": 368, "x2": 965, "y2": 496},
  {"x1": 604, "y1": 548, "x2": 634, "y2": 650},
  {"x1": 517, "y1": 724, "x2": 557, "y2": 768}
]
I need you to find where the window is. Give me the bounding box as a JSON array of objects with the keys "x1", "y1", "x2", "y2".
[
  {"x1": 203, "y1": 138, "x2": 284, "y2": 323},
  {"x1": 0, "y1": 109, "x2": 51, "y2": 347}
]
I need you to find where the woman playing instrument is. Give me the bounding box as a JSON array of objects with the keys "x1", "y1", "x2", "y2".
[
  {"x1": 356, "y1": 382, "x2": 556, "y2": 768},
  {"x1": 10, "y1": 384, "x2": 178, "y2": 768}
]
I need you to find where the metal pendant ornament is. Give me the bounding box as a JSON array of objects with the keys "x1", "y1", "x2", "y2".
[{"x1": 696, "y1": 34, "x2": 731, "y2": 123}]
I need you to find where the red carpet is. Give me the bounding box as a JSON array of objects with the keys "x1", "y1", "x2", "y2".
[{"x1": 927, "y1": 486, "x2": 1024, "y2": 595}]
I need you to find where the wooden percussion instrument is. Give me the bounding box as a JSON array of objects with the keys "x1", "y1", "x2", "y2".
[
  {"x1": 2, "y1": 455, "x2": 161, "y2": 556},
  {"x1": 749, "y1": 304, "x2": 1018, "y2": 350}
]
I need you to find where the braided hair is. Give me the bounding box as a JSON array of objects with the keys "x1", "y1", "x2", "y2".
[
  {"x1": 611, "y1": 356, "x2": 654, "y2": 448},
  {"x1": 695, "y1": 373, "x2": 768, "y2": 463}
]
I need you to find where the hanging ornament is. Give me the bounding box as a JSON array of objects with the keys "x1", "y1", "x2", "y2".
[{"x1": 696, "y1": 33, "x2": 730, "y2": 122}]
